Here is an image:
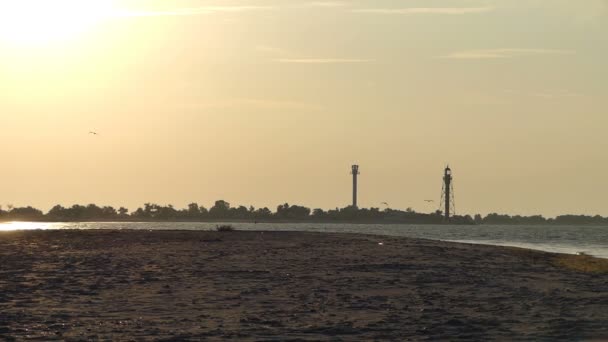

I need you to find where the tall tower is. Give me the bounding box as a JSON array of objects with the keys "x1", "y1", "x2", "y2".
[
  {"x1": 440, "y1": 166, "x2": 456, "y2": 221},
  {"x1": 351, "y1": 165, "x2": 360, "y2": 208}
]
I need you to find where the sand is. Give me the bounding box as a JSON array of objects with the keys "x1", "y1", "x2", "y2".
[{"x1": 1, "y1": 230, "x2": 607, "y2": 341}]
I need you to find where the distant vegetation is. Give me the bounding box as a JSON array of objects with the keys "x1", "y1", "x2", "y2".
[{"x1": 0, "y1": 201, "x2": 607, "y2": 225}]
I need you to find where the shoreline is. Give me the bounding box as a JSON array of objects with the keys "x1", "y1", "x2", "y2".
[
  {"x1": 1, "y1": 230, "x2": 608, "y2": 340},
  {"x1": 5, "y1": 219, "x2": 608, "y2": 226},
  {"x1": 2, "y1": 222, "x2": 608, "y2": 260},
  {"x1": 1, "y1": 227, "x2": 605, "y2": 261},
  {"x1": 1, "y1": 219, "x2": 473, "y2": 225}
]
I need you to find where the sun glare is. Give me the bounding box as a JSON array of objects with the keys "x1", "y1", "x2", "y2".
[
  {"x1": 0, "y1": 0, "x2": 116, "y2": 46},
  {"x1": 0, "y1": 222, "x2": 58, "y2": 231}
]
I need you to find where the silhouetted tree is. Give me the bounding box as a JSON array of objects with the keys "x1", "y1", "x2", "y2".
[
  {"x1": 209, "y1": 200, "x2": 230, "y2": 219},
  {"x1": 230, "y1": 206, "x2": 249, "y2": 219},
  {"x1": 4, "y1": 200, "x2": 608, "y2": 225},
  {"x1": 199, "y1": 206, "x2": 209, "y2": 218},
  {"x1": 7, "y1": 206, "x2": 44, "y2": 221},
  {"x1": 101, "y1": 206, "x2": 118, "y2": 219},
  {"x1": 253, "y1": 207, "x2": 272, "y2": 220},
  {"x1": 312, "y1": 208, "x2": 326, "y2": 220},
  {"x1": 155, "y1": 205, "x2": 178, "y2": 220},
  {"x1": 183, "y1": 202, "x2": 201, "y2": 220},
  {"x1": 118, "y1": 207, "x2": 129, "y2": 217},
  {"x1": 276, "y1": 203, "x2": 311, "y2": 220}
]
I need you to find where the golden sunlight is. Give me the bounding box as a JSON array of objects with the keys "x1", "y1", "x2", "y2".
[{"x1": 0, "y1": 0, "x2": 116, "y2": 46}]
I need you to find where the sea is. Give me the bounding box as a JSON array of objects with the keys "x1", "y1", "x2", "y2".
[{"x1": 1, "y1": 221, "x2": 607, "y2": 259}]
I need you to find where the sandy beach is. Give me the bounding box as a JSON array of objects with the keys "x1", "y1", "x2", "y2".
[{"x1": 1, "y1": 230, "x2": 607, "y2": 341}]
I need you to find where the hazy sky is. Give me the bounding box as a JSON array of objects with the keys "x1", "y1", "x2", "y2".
[{"x1": 1, "y1": 0, "x2": 607, "y2": 216}]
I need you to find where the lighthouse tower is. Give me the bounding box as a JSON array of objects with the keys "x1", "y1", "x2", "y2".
[
  {"x1": 351, "y1": 165, "x2": 360, "y2": 208},
  {"x1": 440, "y1": 166, "x2": 456, "y2": 221}
]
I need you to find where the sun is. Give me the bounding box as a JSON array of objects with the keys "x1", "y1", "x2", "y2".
[{"x1": 0, "y1": 0, "x2": 116, "y2": 46}]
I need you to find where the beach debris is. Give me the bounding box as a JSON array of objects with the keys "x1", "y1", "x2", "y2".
[
  {"x1": 216, "y1": 224, "x2": 235, "y2": 232},
  {"x1": 378, "y1": 242, "x2": 384, "y2": 246}
]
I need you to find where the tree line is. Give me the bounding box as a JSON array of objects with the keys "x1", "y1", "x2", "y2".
[{"x1": 1, "y1": 201, "x2": 607, "y2": 225}]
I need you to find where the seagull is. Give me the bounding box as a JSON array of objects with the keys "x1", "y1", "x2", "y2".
[
  {"x1": 424, "y1": 200, "x2": 435, "y2": 203},
  {"x1": 89, "y1": 131, "x2": 98, "y2": 135},
  {"x1": 381, "y1": 202, "x2": 389, "y2": 207}
]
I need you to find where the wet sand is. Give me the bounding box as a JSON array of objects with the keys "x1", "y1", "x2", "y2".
[{"x1": 1, "y1": 230, "x2": 607, "y2": 341}]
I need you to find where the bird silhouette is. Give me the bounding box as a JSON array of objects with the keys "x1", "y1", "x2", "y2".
[
  {"x1": 381, "y1": 202, "x2": 389, "y2": 207},
  {"x1": 89, "y1": 131, "x2": 98, "y2": 135},
  {"x1": 424, "y1": 200, "x2": 435, "y2": 203}
]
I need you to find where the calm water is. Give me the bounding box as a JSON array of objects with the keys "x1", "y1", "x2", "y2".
[{"x1": 2, "y1": 221, "x2": 608, "y2": 259}]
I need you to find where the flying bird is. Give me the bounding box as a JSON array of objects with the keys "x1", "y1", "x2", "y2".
[
  {"x1": 424, "y1": 200, "x2": 435, "y2": 203},
  {"x1": 89, "y1": 131, "x2": 98, "y2": 135},
  {"x1": 381, "y1": 202, "x2": 389, "y2": 207}
]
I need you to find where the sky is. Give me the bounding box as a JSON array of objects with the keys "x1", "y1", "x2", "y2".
[{"x1": 0, "y1": 0, "x2": 607, "y2": 216}]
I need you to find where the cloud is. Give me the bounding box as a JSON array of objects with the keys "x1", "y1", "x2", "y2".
[
  {"x1": 304, "y1": 1, "x2": 348, "y2": 8},
  {"x1": 113, "y1": 2, "x2": 348, "y2": 18},
  {"x1": 440, "y1": 48, "x2": 575, "y2": 59},
  {"x1": 256, "y1": 45, "x2": 290, "y2": 55},
  {"x1": 186, "y1": 98, "x2": 324, "y2": 111},
  {"x1": 275, "y1": 58, "x2": 372, "y2": 64},
  {"x1": 115, "y1": 6, "x2": 272, "y2": 17},
  {"x1": 352, "y1": 7, "x2": 493, "y2": 15},
  {"x1": 258, "y1": 45, "x2": 371, "y2": 65},
  {"x1": 500, "y1": 0, "x2": 608, "y2": 22},
  {"x1": 504, "y1": 89, "x2": 588, "y2": 100},
  {"x1": 531, "y1": 91, "x2": 586, "y2": 99},
  {"x1": 256, "y1": 45, "x2": 371, "y2": 65},
  {"x1": 233, "y1": 98, "x2": 324, "y2": 111}
]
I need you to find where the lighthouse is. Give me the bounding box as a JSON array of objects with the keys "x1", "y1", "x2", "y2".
[
  {"x1": 351, "y1": 165, "x2": 360, "y2": 208},
  {"x1": 440, "y1": 166, "x2": 455, "y2": 221}
]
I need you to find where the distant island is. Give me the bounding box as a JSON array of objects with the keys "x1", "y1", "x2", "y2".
[{"x1": 1, "y1": 201, "x2": 607, "y2": 226}]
